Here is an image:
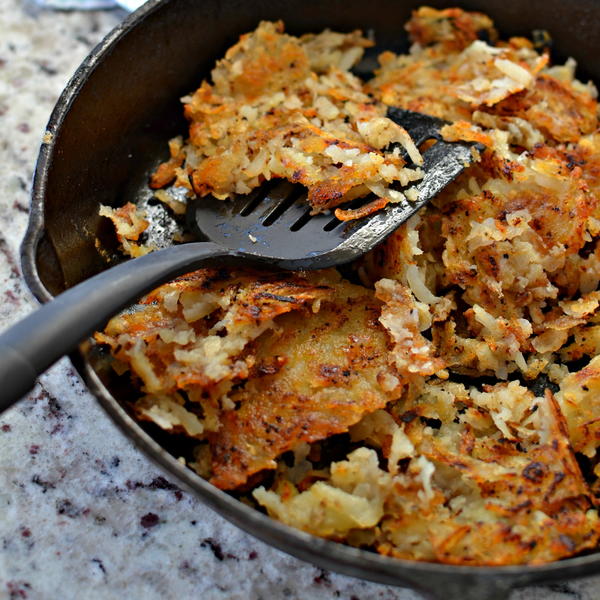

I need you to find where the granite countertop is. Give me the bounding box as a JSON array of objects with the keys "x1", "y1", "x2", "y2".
[{"x1": 1, "y1": 2, "x2": 600, "y2": 599}]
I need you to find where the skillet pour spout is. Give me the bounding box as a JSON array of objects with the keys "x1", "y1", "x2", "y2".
[{"x1": 21, "y1": 0, "x2": 600, "y2": 597}]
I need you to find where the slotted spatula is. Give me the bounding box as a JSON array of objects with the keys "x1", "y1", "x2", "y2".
[{"x1": 0, "y1": 108, "x2": 478, "y2": 409}]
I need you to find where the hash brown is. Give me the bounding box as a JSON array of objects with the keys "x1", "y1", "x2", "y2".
[{"x1": 97, "y1": 7, "x2": 600, "y2": 566}]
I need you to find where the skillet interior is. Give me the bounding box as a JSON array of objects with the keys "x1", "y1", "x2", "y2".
[{"x1": 22, "y1": 0, "x2": 600, "y2": 597}]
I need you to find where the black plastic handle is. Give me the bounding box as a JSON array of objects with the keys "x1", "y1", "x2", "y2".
[{"x1": 0, "y1": 242, "x2": 242, "y2": 412}]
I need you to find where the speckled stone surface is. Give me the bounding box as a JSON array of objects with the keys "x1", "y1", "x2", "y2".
[{"x1": 1, "y1": 2, "x2": 600, "y2": 599}]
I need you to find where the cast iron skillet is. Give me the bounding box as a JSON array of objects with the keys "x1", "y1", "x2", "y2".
[{"x1": 21, "y1": 0, "x2": 600, "y2": 598}]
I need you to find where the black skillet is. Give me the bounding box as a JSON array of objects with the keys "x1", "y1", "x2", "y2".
[{"x1": 21, "y1": 0, "x2": 600, "y2": 598}]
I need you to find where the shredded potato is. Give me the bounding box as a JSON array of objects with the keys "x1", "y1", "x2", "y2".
[
  {"x1": 147, "y1": 21, "x2": 423, "y2": 215},
  {"x1": 97, "y1": 7, "x2": 600, "y2": 566}
]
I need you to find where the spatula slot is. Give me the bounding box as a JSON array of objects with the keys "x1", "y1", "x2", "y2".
[
  {"x1": 262, "y1": 184, "x2": 305, "y2": 226},
  {"x1": 323, "y1": 217, "x2": 342, "y2": 231},
  {"x1": 289, "y1": 208, "x2": 314, "y2": 231},
  {"x1": 240, "y1": 187, "x2": 269, "y2": 216}
]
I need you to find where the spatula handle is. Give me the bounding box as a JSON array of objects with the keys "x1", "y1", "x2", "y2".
[{"x1": 0, "y1": 242, "x2": 241, "y2": 412}]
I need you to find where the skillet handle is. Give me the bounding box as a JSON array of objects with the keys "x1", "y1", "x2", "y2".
[{"x1": 0, "y1": 242, "x2": 241, "y2": 411}]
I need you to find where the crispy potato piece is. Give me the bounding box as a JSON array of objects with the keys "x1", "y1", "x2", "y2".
[
  {"x1": 153, "y1": 21, "x2": 422, "y2": 215},
  {"x1": 98, "y1": 202, "x2": 152, "y2": 257},
  {"x1": 96, "y1": 269, "x2": 336, "y2": 436},
  {"x1": 380, "y1": 384, "x2": 600, "y2": 565},
  {"x1": 369, "y1": 8, "x2": 597, "y2": 141},
  {"x1": 492, "y1": 75, "x2": 598, "y2": 143},
  {"x1": 98, "y1": 270, "x2": 405, "y2": 489},
  {"x1": 557, "y1": 355, "x2": 600, "y2": 458},
  {"x1": 97, "y1": 270, "x2": 334, "y2": 393},
  {"x1": 208, "y1": 280, "x2": 403, "y2": 488},
  {"x1": 406, "y1": 6, "x2": 498, "y2": 52}
]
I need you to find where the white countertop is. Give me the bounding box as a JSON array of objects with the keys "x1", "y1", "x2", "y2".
[{"x1": 1, "y1": 2, "x2": 600, "y2": 598}]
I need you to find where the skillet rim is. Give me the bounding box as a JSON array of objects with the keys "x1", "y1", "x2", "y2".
[{"x1": 20, "y1": 1, "x2": 600, "y2": 596}]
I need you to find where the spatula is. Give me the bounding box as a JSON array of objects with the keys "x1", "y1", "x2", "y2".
[{"x1": 0, "y1": 108, "x2": 479, "y2": 409}]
